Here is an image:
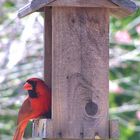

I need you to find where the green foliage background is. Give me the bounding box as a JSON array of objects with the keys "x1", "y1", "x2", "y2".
[{"x1": 0, "y1": 0, "x2": 140, "y2": 140}]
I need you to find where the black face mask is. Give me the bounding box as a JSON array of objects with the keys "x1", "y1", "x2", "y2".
[{"x1": 26, "y1": 80, "x2": 38, "y2": 98}]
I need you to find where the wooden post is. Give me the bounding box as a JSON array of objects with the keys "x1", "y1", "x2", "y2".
[
  {"x1": 44, "y1": 7, "x2": 52, "y2": 89},
  {"x1": 109, "y1": 119, "x2": 120, "y2": 139},
  {"x1": 51, "y1": 7, "x2": 109, "y2": 139}
]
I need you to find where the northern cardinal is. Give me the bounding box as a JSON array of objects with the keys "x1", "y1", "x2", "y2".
[{"x1": 13, "y1": 78, "x2": 51, "y2": 140}]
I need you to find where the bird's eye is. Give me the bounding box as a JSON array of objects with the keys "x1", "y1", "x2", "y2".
[{"x1": 27, "y1": 81, "x2": 37, "y2": 88}]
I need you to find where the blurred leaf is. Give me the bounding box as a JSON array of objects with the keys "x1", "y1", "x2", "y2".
[{"x1": 3, "y1": 1, "x2": 15, "y2": 8}]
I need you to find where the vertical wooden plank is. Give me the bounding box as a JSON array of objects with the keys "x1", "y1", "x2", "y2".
[
  {"x1": 32, "y1": 7, "x2": 53, "y2": 139},
  {"x1": 109, "y1": 119, "x2": 119, "y2": 139},
  {"x1": 44, "y1": 7, "x2": 52, "y2": 89},
  {"x1": 52, "y1": 7, "x2": 109, "y2": 139}
]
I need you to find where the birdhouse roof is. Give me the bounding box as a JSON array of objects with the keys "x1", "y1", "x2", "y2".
[{"x1": 18, "y1": 0, "x2": 138, "y2": 18}]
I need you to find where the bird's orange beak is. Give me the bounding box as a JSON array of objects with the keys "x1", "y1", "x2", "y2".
[{"x1": 23, "y1": 82, "x2": 32, "y2": 90}]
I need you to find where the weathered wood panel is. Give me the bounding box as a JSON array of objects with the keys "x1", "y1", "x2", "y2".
[
  {"x1": 44, "y1": 7, "x2": 52, "y2": 89},
  {"x1": 109, "y1": 119, "x2": 119, "y2": 139},
  {"x1": 18, "y1": 0, "x2": 137, "y2": 18},
  {"x1": 111, "y1": 0, "x2": 137, "y2": 11},
  {"x1": 48, "y1": 0, "x2": 118, "y2": 8},
  {"x1": 52, "y1": 7, "x2": 109, "y2": 139},
  {"x1": 18, "y1": 0, "x2": 56, "y2": 18},
  {"x1": 32, "y1": 119, "x2": 53, "y2": 138},
  {"x1": 32, "y1": 8, "x2": 53, "y2": 139},
  {"x1": 110, "y1": 0, "x2": 138, "y2": 18}
]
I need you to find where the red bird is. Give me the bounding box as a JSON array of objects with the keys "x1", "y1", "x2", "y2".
[{"x1": 13, "y1": 78, "x2": 51, "y2": 140}]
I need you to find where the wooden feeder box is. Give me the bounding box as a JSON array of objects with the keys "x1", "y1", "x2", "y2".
[{"x1": 18, "y1": 0, "x2": 137, "y2": 139}]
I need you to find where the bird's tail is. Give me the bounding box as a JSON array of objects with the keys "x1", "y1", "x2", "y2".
[{"x1": 13, "y1": 120, "x2": 28, "y2": 140}]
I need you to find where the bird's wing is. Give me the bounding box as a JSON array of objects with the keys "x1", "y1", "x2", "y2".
[{"x1": 17, "y1": 98, "x2": 33, "y2": 125}]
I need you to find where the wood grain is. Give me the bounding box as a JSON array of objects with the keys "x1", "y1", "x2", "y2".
[
  {"x1": 111, "y1": 0, "x2": 137, "y2": 11},
  {"x1": 44, "y1": 7, "x2": 52, "y2": 89},
  {"x1": 52, "y1": 7, "x2": 109, "y2": 139},
  {"x1": 110, "y1": 8, "x2": 131, "y2": 18},
  {"x1": 110, "y1": 0, "x2": 138, "y2": 18},
  {"x1": 109, "y1": 119, "x2": 119, "y2": 139},
  {"x1": 32, "y1": 8, "x2": 53, "y2": 138},
  {"x1": 32, "y1": 119, "x2": 53, "y2": 138},
  {"x1": 18, "y1": 0, "x2": 56, "y2": 18},
  {"x1": 18, "y1": 0, "x2": 137, "y2": 18},
  {"x1": 48, "y1": 0, "x2": 118, "y2": 8}
]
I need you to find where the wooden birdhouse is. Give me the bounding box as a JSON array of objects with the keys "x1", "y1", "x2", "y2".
[{"x1": 18, "y1": 0, "x2": 137, "y2": 139}]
